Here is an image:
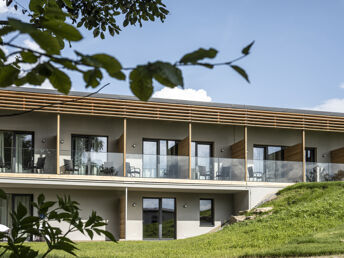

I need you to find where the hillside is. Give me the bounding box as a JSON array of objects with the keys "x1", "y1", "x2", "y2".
[{"x1": 30, "y1": 182, "x2": 344, "y2": 257}]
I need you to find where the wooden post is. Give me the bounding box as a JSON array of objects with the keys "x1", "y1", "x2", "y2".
[
  {"x1": 188, "y1": 122, "x2": 192, "y2": 179},
  {"x1": 123, "y1": 118, "x2": 127, "y2": 177},
  {"x1": 56, "y1": 114, "x2": 60, "y2": 175},
  {"x1": 244, "y1": 126, "x2": 248, "y2": 182},
  {"x1": 302, "y1": 130, "x2": 306, "y2": 182}
]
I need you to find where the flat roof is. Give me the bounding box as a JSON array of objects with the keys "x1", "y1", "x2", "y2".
[{"x1": 3, "y1": 86, "x2": 344, "y2": 118}]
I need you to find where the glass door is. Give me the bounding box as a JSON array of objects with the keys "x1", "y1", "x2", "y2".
[
  {"x1": 72, "y1": 135, "x2": 107, "y2": 175},
  {"x1": 143, "y1": 140, "x2": 158, "y2": 177},
  {"x1": 191, "y1": 142, "x2": 213, "y2": 179},
  {"x1": 142, "y1": 198, "x2": 176, "y2": 240}
]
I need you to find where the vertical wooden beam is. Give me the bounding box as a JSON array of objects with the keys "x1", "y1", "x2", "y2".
[
  {"x1": 244, "y1": 126, "x2": 248, "y2": 182},
  {"x1": 125, "y1": 187, "x2": 128, "y2": 240},
  {"x1": 123, "y1": 118, "x2": 127, "y2": 177},
  {"x1": 56, "y1": 114, "x2": 60, "y2": 175},
  {"x1": 302, "y1": 130, "x2": 306, "y2": 182},
  {"x1": 188, "y1": 122, "x2": 192, "y2": 179}
]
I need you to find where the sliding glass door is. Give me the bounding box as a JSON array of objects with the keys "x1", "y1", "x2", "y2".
[
  {"x1": 72, "y1": 135, "x2": 107, "y2": 175},
  {"x1": 142, "y1": 198, "x2": 176, "y2": 239},
  {"x1": 142, "y1": 139, "x2": 178, "y2": 178},
  {"x1": 0, "y1": 131, "x2": 33, "y2": 173},
  {"x1": 191, "y1": 142, "x2": 213, "y2": 179}
]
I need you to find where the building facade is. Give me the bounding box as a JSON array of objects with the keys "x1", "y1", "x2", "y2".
[{"x1": 0, "y1": 87, "x2": 343, "y2": 241}]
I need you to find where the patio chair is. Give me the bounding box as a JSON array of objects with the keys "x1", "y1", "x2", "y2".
[
  {"x1": 198, "y1": 165, "x2": 212, "y2": 180},
  {"x1": 216, "y1": 166, "x2": 231, "y2": 180},
  {"x1": 126, "y1": 162, "x2": 141, "y2": 177},
  {"x1": 248, "y1": 166, "x2": 263, "y2": 181},
  {"x1": 32, "y1": 156, "x2": 46, "y2": 174},
  {"x1": 63, "y1": 159, "x2": 79, "y2": 175}
]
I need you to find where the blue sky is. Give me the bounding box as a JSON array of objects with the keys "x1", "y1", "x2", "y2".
[{"x1": 1, "y1": 0, "x2": 344, "y2": 111}]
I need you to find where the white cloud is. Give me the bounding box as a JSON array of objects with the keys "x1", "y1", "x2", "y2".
[
  {"x1": 310, "y1": 98, "x2": 344, "y2": 113},
  {"x1": 23, "y1": 80, "x2": 55, "y2": 90},
  {"x1": 339, "y1": 82, "x2": 344, "y2": 89},
  {"x1": 152, "y1": 87, "x2": 212, "y2": 102}
]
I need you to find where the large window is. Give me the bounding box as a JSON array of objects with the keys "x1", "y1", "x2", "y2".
[
  {"x1": 72, "y1": 135, "x2": 108, "y2": 175},
  {"x1": 142, "y1": 197, "x2": 176, "y2": 239},
  {"x1": 0, "y1": 131, "x2": 34, "y2": 173},
  {"x1": 200, "y1": 199, "x2": 214, "y2": 226},
  {"x1": 0, "y1": 194, "x2": 33, "y2": 227},
  {"x1": 191, "y1": 142, "x2": 213, "y2": 180},
  {"x1": 142, "y1": 139, "x2": 178, "y2": 178}
]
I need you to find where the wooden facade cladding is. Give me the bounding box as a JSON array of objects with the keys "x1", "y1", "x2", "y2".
[
  {"x1": 230, "y1": 140, "x2": 245, "y2": 159},
  {"x1": 2, "y1": 89, "x2": 344, "y2": 132},
  {"x1": 330, "y1": 147, "x2": 344, "y2": 164},
  {"x1": 284, "y1": 143, "x2": 303, "y2": 162}
]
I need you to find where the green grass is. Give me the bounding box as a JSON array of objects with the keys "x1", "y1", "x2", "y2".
[{"x1": 22, "y1": 182, "x2": 344, "y2": 257}]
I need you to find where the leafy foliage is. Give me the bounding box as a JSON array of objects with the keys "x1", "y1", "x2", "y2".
[
  {"x1": 0, "y1": 189, "x2": 116, "y2": 258},
  {"x1": 0, "y1": 0, "x2": 253, "y2": 101}
]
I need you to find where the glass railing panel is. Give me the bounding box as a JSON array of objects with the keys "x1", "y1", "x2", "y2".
[
  {"x1": 306, "y1": 162, "x2": 344, "y2": 182},
  {"x1": 59, "y1": 150, "x2": 123, "y2": 176},
  {"x1": 0, "y1": 147, "x2": 56, "y2": 174},
  {"x1": 126, "y1": 154, "x2": 189, "y2": 179},
  {"x1": 248, "y1": 160, "x2": 303, "y2": 183},
  {"x1": 191, "y1": 157, "x2": 245, "y2": 181}
]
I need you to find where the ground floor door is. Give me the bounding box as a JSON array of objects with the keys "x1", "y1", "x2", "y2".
[{"x1": 142, "y1": 198, "x2": 176, "y2": 240}]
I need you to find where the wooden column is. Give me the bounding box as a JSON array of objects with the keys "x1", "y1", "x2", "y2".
[
  {"x1": 123, "y1": 118, "x2": 127, "y2": 177},
  {"x1": 302, "y1": 130, "x2": 306, "y2": 182},
  {"x1": 244, "y1": 126, "x2": 248, "y2": 182},
  {"x1": 188, "y1": 123, "x2": 192, "y2": 179},
  {"x1": 56, "y1": 114, "x2": 60, "y2": 175}
]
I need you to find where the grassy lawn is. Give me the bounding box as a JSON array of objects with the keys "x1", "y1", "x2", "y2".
[{"x1": 22, "y1": 182, "x2": 344, "y2": 257}]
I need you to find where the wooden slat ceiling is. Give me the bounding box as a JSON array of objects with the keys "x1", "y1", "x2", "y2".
[{"x1": 0, "y1": 89, "x2": 344, "y2": 132}]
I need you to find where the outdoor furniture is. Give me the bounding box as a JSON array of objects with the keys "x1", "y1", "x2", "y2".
[
  {"x1": 126, "y1": 162, "x2": 141, "y2": 177},
  {"x1": 63, "y1": 159, "x2": 79, "y2": 175},
  {"x1": 0, "y1": 156, "x2": 10, "y2": 172},
  {"x1": 248, "y1": 166, "x2": 263, "y2": 181},
  {"x1": 32, "y1": 157, "x2": 46, "y2": 174},
  {"x1": 164, "y1": 164, "x2": 178, "y2": 178},
  {"x1": 100, "y1": 162, "x2": 117, "y2": 176},
  {"x1": 198, "y1": 165, "x2": 212, "y2": 180},
  {"x1": 216, "y1": 166, "x2": 231, "y2": 180}
]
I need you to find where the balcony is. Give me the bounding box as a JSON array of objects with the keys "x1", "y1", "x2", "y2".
[{"x1": 306, "y1": 162, "x2": 344, "y2": 182}]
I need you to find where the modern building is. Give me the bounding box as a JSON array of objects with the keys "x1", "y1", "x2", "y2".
[{"x1": 0, "y1": 87, "x2": 343, "y2": 241}]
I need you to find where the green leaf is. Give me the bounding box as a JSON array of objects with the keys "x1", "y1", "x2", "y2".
[
  {"x1": 129, "y1": 66, "x2": 153, "y2": 101},
  {"x1": 8, "y1": 18, "x2": 36, "y2": 34},
  {"x1": 0, "y1": 48, "x2": 6, "y2": 61},
  {"x1": 29, "y1": 0, "x2": 44, "y2": 13},
  {"x1": 26, "y1": 71, "x2": 45, "y2": 85},
  {"x1": 91, "y1": 54, "x2": 122, "y2": 78},
  {"x1": 230, "y1": 65, "x2": 250, "y2": 83},
  {"x1": 42, "y1": 20, "x2": 83, "y2": 41},
  {"x1": 196, "y1": 63, "x2": 214, "y2": 69},
  {"x1": 85, "y1": 228, "x2": 94, "y2": 239},
  {"x1": 151, "y1": 61, "x2": 183, "y2": 88},
  {"x1": 180, "y1": 48, "x2": 218, "y2": 64},
  {"x1": 36, "y1": 63, "x2": 54, "y2": 77},
  {"x1": 242, "y1": 41, "x2": 255, "y2": 55},
  {"x1": 0, "y1": 65, "x2": 20, "y2": 87},
  {"x1": 83, "y1": 69, "x2": 102, "y2": 88},
  {"x1": 0, "y1": 25, "x2": 16, "y2": 36},
  {"x1": 17, "y1": 202, "x2": 28, "y2": 220},
  {"x1": 48, "y1": 67, "x2": 71, "y2": 94},
  {"x1": 20, "y1": 51, "x2": 37, "y2": 64},
  {"x1": 0, "y1": 189, "x2": 7, "y2": 200},
  {"x1": 30, "y1": 31, "x2": 61, "y2": 55}
]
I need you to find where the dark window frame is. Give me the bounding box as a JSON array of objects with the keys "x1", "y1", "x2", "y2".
[
  {"x1": 199, "y1": 198, "x2": 214, "y2": 227},
  {"x1": 253, "y1": 144, "x2": 286, "y2": 161}
]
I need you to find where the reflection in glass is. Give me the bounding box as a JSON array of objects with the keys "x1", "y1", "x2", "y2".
[
  {"x1": 143, "y1": 198, "x2": 159, "y2": 239},
  {"x1": 200, "y1": 199, "x2": 213, "y2": 226},
  {"x1": 162, "y1": 198, "x2": 175, "y2": 239}
]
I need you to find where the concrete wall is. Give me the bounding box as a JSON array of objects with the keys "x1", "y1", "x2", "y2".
[
  {"x1": 126, "y1": 191, "x2": 233, "y2": 240},
  {"x1": 306, "y1": 131, "x2": 344, "y2": 163},
  {"x1": 2, "y1": 187, "x2": 122, "y2": 240}
]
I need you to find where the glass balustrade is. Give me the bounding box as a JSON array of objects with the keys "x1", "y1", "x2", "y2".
[
  {"x1": 248, "y1": 160, "x2": 303, "y2": 183},
  {"x1": 306, "y1": 162, "x2": 344, "y2": 182},
  {"x1": 191, "y1": 157, "x2": 245, "y2": 181},
  {"x1": 0, "y1": 147, "x2": 56, "y2": 174},
  {"x1": 59, "y1": 150, "x2": 123, "y2": 176},
  {"x1": 126, "y1": 154, "x2": 189, "y2": 179}
]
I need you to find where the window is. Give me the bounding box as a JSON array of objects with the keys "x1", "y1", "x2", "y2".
[
  {"x1": 200, "y1": 199, "x2": 214, "y2": 226},
  {"x1": 305, "y1": 147, "x2": 316, "y2": 162}
]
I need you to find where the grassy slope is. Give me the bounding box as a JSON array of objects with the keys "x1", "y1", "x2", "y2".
[{"x1": 28, "y1": 182, "x2": 344, "y2": 257}]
